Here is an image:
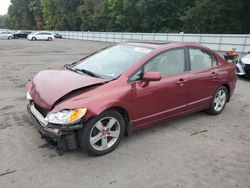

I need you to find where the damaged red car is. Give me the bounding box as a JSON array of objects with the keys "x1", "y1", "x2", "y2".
[{"x1": 26, "y1": 41, "x2": 237, "y2": 156}]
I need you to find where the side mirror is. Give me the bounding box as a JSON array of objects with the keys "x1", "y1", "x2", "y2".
[{"x1": 143, "y1": 71, "x2": 161, "y2": 82}]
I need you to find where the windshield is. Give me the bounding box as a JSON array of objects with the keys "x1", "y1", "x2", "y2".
[{"x1": 73, "y1": 45, "x2": 152, "y2": 79}]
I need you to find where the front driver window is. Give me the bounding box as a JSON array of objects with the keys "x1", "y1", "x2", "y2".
[{"x1": 144, "y1": 49, "x2": 185, "y2": 77}]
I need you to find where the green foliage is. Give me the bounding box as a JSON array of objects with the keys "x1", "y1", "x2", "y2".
[
  {"x1": 29, "y1": 0, "x2": 44, "y2": 29},
  {"x1": 79, "y1": 0, "x2": 110, "y2": 31},
  {"x1": 3, "y1": 0, "x2": 250, "y2": 34},
  {"x1": 41, "y1": 0, "x2": 56, "y2": 30},
  {"x1": 241, "y1": 0, "x2": 250, "y2": 33},
  {"x1": 6, "y1": 0, "x2": 35, "y2": 29},
  {"x1": 0, "y1": 15, "x2": 7, "y2": 28},
  {"x1": 181, "y1": 0, "x2": 242, "y2": 34}
]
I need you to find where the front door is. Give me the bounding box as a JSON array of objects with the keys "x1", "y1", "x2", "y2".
[{"x1": 131, "y1": 48, "x2": 189, "y2": 128}]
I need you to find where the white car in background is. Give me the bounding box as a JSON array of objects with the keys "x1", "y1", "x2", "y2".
[
  {"x1": 0, "y1": 31, "x2": 14, "y2": 40},
  {"x1": 236, "y1": 52, "x2": 250, "y2": 77},
  {"x1": 27, "y1": 32, "x2": 55, "y2": 41}
]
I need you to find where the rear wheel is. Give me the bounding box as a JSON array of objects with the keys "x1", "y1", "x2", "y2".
[
  {"x1": 206, "y1": 86, "x2": 228, "y2": 115},
  {"x1": 8, "y1": 36, "x2": 13, "y2": 40},
  {"x1": 78, "y1": 110, "x2": 125, "y2": 156},
  {"x1": 48, "y1": 37, "x2": 52, "y2": 41},
  {"x1": 32, "y1": 37, "x2": 36, "y2": 41}
]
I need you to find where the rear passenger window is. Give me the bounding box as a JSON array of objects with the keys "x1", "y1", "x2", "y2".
[{"x1": 189, "y1": 48, "x2": 217, "y2": 71}]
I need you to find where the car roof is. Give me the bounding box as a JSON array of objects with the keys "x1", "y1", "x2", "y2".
[{"x1": 123, "y1": 40, "x2": 207, "y2": 50}]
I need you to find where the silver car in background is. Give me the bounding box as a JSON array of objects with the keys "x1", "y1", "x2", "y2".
[
  {"x1": 27, "y1": 31, "x2": 55, "y2": 41},
  {"x1": 0, "y1": 31, "x2": 14, "y2": 40}
]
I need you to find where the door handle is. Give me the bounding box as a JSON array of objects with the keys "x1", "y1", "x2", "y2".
[
  {"x1": 211, "y1": 72, "x2": 217, "y2": 77},
  {"x1": 177, "y1": 78, "x2": 186, "y2": 86}
]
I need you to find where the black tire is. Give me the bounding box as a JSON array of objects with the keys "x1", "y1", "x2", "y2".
[
  {"x1": 32, "y1": 37, "x2": 36, "y2": 41},
  {"x1": 78, "y1": 110, "x2": 125, "y2": 156},
  {"x1": 48, "y1": 37, "x2": 52, "y2": 41},
  {"x1": 206, "y1": 86, "x2": 228, "y2": 115},
  {"x1": 8, "y1": 36, "x2": 13, "y2": 40}
]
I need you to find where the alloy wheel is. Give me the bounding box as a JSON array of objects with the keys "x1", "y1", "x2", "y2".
[
  {"x1": 89, "y1": 117, "x2": 120, "y2": 151},
  {"x1": 213, "y1": 90, "x2": 226, "y2": 112}
]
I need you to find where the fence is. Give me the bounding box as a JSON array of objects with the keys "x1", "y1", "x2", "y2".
[{"x1": 56, "y1": 31, "x2": 250, "y2": 53}]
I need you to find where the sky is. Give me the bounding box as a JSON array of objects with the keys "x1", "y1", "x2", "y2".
[{"x1": 0, "y1": 0, "x2": 11, "y2": 15}]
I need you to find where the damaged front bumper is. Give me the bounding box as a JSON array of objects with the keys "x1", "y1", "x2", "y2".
[
  {"x1": 236, "y1": 61, "x2": 250, "y2": 77},
  {"x1": 27, "y1": 103, "x2": 83, "y2": 154}
]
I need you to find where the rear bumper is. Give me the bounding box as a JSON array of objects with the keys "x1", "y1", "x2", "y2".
[{"x1": 27, "y1": 103, "x2": 82, "y2": 152}]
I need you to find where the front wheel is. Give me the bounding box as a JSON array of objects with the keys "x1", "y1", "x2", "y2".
[
  {"x1": 8, "y1": 36, "x2": 13, "y2": 40},
  {"x1": 78, "y1": 110, "x2": 125, "y2": 156},
  {"x1": 206, "y1": 86, "x2": 228, "y2": 115},
  {"x1": 32, "y1": 37, "x2": 36, "y2": 41},
  {"x1": 48, "y1": 37, "x2": 52, "y2": 41}
]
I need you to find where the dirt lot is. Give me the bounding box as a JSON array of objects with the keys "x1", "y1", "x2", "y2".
[{"x1": 0, "y1": 39, "x2": 250, "y2": 188}]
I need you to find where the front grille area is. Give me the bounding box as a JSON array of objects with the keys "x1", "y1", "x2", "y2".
[
  {"x1": 239, "y1": 60, "x2": 245, "y2": 66},
  {"x1": 244, "y1": 64, "x2": 250, "y2": 76},
  {"x1": 34, "y1": 103, "x2": 49, "y2": 117},
  {"x1": 236, "y1": 66, "x2": 240, "y2": 73}
]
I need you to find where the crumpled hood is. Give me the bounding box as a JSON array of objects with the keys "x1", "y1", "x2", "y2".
[
  {"x1": 26, "y1": 69, "x2": 107, "y2": 109},
  {"x1": 241, "y1": 54, "x2": 250, "y2": 65}
]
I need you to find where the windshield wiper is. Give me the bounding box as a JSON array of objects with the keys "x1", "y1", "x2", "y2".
[
  {"x1": 65, "y1": 65, "x2": 78, "y2": 73},
  {"x1": 75, "y1": 68, "x2": 100, "y2": 78},
  {"x1": 66, "y1": 65, "x2": 100, "y2": 78}
]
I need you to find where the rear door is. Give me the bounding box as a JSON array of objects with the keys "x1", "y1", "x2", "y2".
[
  {"x1": 37, "y1": 33, "x2": 44, "y2": 40},
  {"x1": 41, "y1": 33, "x2": 47, "y2": 40},
  {"x1": 186, "y1": 48, "x2": 221, "y2": 110},
  {"x1": 43, "y1": 33, "x2": 49, "y2": 40}
]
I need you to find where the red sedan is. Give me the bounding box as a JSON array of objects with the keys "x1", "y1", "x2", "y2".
[{"x1": 26, "y1": 41, "x2": 237, "y2": 156}]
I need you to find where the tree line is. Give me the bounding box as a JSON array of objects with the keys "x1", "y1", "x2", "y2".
[{"x1": 0, "y1": 0, "x2": 249, "y2": 34}]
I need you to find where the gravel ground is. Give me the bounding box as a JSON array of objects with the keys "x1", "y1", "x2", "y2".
[{"x1": 0, "y1": 39, "x2": 250, "y2": 188}]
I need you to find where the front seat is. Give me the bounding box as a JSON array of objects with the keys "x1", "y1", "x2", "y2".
[
  {"x1": 192, "y1": 54, "x2": 205, "y2": 70},
  {"x1": 158, "y1": 52, "x2": 181, "y2": 76}
]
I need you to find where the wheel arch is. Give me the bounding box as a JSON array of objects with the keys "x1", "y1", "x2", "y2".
[
  {"x1": 86, "y1": 105, "x2": 133, "y2": 137},
  {"x1": 103, "y1": 106, "x2": 133, "y2": 136},
  {"x1": 222, "y1": 83, "x2": 230, "y2": 102}
]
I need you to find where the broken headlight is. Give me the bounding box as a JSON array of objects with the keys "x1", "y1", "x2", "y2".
[{"x1": 45, "y1": 108, "x2": 87, "y2": 125}]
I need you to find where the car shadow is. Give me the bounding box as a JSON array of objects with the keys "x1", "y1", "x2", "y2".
[
  {"x1": 237, "y1": 75, "x2": 250, "y2": 82},
  {"x1": 55, "y1": 111, "x2": 211, "y2": 159}
]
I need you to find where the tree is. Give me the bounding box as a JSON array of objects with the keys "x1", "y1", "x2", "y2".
[
  {"x1": 241, "y1": 0, "x2": 250, "y2": 33},
  {"x1": 6, "y1": 0, "x2": 35, "y2": 29},
  {"x1": 29, "y1": 0, "x2": 45, "y2": 29},
  {"x1": 53, "y1": 0, "x2": 83, "y2": 31},
  {"x1": 3, "y1": 0, "x2": 248, "y2": 34},
  {"x1": 136, "y1": 0, "x2": 194, "y2": 32},
  {"x1": 181, "y1": 0, "x2": 242, "y2": 34},
  {"x1": 41, "y1": 0, "x2": 56, "y2": 30},
  {"x1": 79, "y1": 0, "x2": 110, "y2": 31},
  {"x1": 0, "y1": 15, "x2": 7, "y2": 28}
]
